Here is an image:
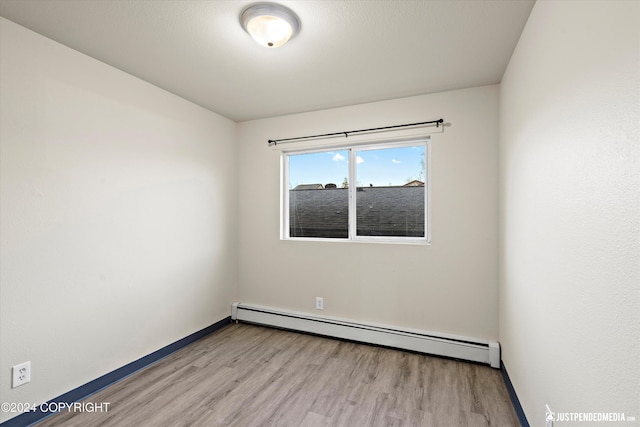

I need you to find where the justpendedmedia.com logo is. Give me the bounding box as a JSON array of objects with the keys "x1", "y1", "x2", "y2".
[{"x1": 546, "y1": 405, "x2": 636, "y2": 424}]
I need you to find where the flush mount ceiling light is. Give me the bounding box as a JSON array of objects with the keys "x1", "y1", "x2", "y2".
[{"x1": 241, "y1": 3, "x2": 300, "y2": 48}]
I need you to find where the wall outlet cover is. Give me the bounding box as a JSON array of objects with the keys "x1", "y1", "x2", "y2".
[{"x1": 12, "y1": 361, "x2": 31, "y2": 388}]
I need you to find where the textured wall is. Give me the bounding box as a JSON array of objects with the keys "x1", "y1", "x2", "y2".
[
  {"x1": 0, "y1": 18, "x2": 237, "y2": 422},
  {"x1": 499, "y1": 1, "x2": 640, "y2": 425}
]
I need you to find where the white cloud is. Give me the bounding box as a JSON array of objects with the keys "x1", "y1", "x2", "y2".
[
  {"x1": 392, "y1": 159, "x2": 401, "y2": 164},
  {"x1": 333, "y1": 153, "x2": 345, "y2": 161},
  {"x1": 356, "y1": 156, "x2": 364, "y2": 164}
]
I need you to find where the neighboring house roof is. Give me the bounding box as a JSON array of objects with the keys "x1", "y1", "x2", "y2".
[
  {"x1": 289, "y1": 186, "x2": 424, "y2": 238},
  {"x1": 293, "y1": 184, "x2": 324, "y2": 190},
  {"x1": 403, "y1": 180, "x2": 425, "y2": 187}
]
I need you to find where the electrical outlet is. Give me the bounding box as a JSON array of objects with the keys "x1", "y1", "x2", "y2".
[
  {"x1": 316, "y1": 297, "x2": 324, "y2": 310},
  {"x1": 12, "y1": 361, "x2": 31, "y2": 388}
]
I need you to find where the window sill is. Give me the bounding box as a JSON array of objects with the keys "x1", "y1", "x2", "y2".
[{"x1": 281, "y1": 237, "x2": 431, "y2": 245}]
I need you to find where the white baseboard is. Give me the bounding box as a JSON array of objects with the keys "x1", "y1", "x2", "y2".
[{"x1": 231, "y1": 303, "x2": 500, "y2": 368}]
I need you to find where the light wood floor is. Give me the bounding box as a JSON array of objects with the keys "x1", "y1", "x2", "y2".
[{"x1": 37, "y1": 323, "x2": 519, "y2": 426}]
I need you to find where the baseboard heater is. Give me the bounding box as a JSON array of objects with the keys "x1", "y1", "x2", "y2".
[{"x1": 231, "y1": 303, "x2": 500, "y2": 368}]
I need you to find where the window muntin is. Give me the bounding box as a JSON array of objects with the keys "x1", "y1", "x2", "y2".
[{"x1": 283, "y1": 140, "x2": 428, "y2": 242}]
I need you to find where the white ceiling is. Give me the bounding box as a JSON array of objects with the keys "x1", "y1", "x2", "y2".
[{"x1": 0, "y1": 0, "x2": 534, "y2": 122}]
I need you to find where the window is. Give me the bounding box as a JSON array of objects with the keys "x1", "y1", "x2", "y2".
[{"x1": 283, "y1": 139, "x2": 429, "y2": 243}]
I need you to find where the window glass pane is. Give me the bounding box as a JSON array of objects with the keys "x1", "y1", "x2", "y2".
[
  {"x1": 355, "y1": 145, "x2": 425, "y2": 237},
  {"x1": 288, "y1": 150, "x2": 349, "y2": 238}
]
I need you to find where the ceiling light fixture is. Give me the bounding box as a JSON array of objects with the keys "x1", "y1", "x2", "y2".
[{"x1": 240, "y1": 3, "x2": 300, "y2": 48}]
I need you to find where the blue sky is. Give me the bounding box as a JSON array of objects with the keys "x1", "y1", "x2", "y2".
[{"x1": 288, "y1": 145, "x2": 425, "y2": 188}]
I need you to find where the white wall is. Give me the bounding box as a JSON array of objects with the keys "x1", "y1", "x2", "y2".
[
  {"x1": 237, "y1": 86, "x2": 500, "y2": 340},
  {"x1": 0, "y1": 18, "x2": 237, "y2": 422},
  {"x1": 499, "y1": 1, "x2": 640, "y2": 426}
]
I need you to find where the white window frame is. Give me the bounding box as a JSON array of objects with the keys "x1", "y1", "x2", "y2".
[{"x1": 281, "y1": 137, "x2": 430, "y2": 244}]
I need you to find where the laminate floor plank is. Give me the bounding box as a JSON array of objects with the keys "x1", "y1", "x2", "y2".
[{"x1": 35, "y1": 323, "x2": 518, "y2": 427}]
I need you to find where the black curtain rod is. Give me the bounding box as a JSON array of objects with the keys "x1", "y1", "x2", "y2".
[{"x1": 267, "y1": 119, "x2": 444, "y2": 146}]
